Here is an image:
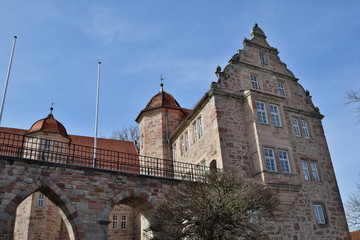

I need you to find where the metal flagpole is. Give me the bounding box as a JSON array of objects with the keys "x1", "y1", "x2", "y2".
[
  {"x1": 93, "y1": 61, "x2": 101, "y2": 168},
  {"x1": 0, "y1": 36, "x2": 17, "y2": 125}
]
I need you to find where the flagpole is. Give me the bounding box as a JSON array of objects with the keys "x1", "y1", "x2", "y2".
[
  {"x1": 93, "y1": 61, "x2": 101, "y2": 168},
  {"x1": 0, "y1": 36, "x2": 17, "y2": 125}
]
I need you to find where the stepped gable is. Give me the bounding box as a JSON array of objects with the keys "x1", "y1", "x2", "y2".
[{"x1": 26, "y1": 113, "x2": 70, "y2": 140}]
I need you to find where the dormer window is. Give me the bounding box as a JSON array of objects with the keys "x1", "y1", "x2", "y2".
[{"x1": 259, "y1": 52, "x2": 268, "y2": 65}]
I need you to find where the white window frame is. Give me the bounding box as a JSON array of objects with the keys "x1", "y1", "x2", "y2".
[
  {"x1": 264, "y1": 148, "x2": 276, "y2": 171},
  {"x1": 301, "y1": 160, "x2": 310, "y2": 180},
  {"x1": 278, "y1": 82, "x2": 286, "y2": 96},
  {"x1": 313, "y1": 204, "x2": 326, "y2": 224},
  {"x1": 172, "y1": 143, "x2": 177, "y2": 161},
  {"x1": 112, "y1": 215, "x2": 119, "y2": 230},
  {"x1": 278, "y1": 150, "x2": 291, "y2": 173},
  {"x1": 192, "y1": 121, "x2": 198, "y2": 143},
  {"x1": 292, "y1": 118, "x2": 301, "y2": 137},
  {"x1": 269, "y1": 104, "x2": 282, "y2": 127},
  {"x1": 38, "y1": 193, "x2": 45, "y2": 208},
  {"x1": 301, "y1": 120, "x2": 310, "y2": 139},
  {"x1": 256, "y1": 101, "x2": 268, "y2": 124},
  {"x1": 121, "y1": 215, "x2": 127, "y2": 230},
  {"x1": 198, "y1": 116, "x2": 203, "y2": 138},
  {"x1": 259, "y1": 52, "x2": 268, "y2": 64},
  {"x1": 184, "y1": 130, "x2": 189, "y2": 152},
  {"x1": 251, "y1": 75, "x2": 260, "y2": 89},
  {"x1": 310, "y1": 161, "x2": 320, "y2": 181},
  {"x1": 180, "y1": 136, "x2": 185, "y2": 156}
]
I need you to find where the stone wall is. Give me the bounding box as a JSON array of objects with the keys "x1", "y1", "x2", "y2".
[{"x1": 0, "y1": 156, "x2": 179, "y2": 240}]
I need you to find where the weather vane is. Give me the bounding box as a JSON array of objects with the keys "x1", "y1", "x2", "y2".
[
  {"x1": 50, "y1": 100, "x2": 55, "y2": 113},
  {"x1": 160, "y1": 74, "x2": 164, "y2": 92}
]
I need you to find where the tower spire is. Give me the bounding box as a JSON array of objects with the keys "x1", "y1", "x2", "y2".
[{"x1": 160, "y1": 74, "x2": 164, "y2": 92}]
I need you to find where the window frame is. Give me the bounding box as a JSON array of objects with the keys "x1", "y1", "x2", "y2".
[
  {"x1": 278, "y1": 150, "x2": 291, "y2": 173},
  {"x1": 251, "y1": 75, "x2": 260, "y2": 90},
  {"x1": 37, "y1": 193, "x2": 45, "y2": 208},
  {"x1": 310, "y1": 161, "x2": 320, "y2": 181},
  {"x1": 264, "y1": 148, "x2": 276, "y2": 171},
  {"x1": 121, "y1": 215, "x2": 127, "y2": 230},
  {"x1": 269, "y1": 104, "x2": 282, "y2": 127},
  {"x1": 313, "y1": 204, "x2": 327, "y2": 225},
  {"x1": 198, "y1": 116, "x2": 203, "y2": 139},
  {"x1": 112, "y1": 215, "x2": 119, "y2": 230},
  {"x1": 301, "y1": 120, "x2": 310, "y2": 139},
  {"x1": 184, "y1": 130, "x2": 189, "y2": 152},
  {"x1": 172, "y1": 143, "x2": 177, "y2": 161},
  {"x1": 256, "y1": 101, "x2": 268, "y2": 124},
  {"x1": 301, "y1": 160, "x2": 311, "y2": 180},
  {"x1": 259, "y1": 52, "x2": 268, "y2": 65},
  {"x1": 292, "y1": 118, "x2": 301, "y2": 137},
  {"x1": 192, "y1": 121, "x2": 198, "y2": 143},
  {"x1": 278, "y1": 82, "x2": 286, "y2": 96}
]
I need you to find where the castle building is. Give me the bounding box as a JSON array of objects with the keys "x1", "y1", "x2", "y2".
[
  {"x1": 0, "y1": 113, "x2": 141, "y2": 240},
  {"x1": 136, "y1": 24, "x2": 350, "y2": 239},
  {"x1": 0, "y1": 24, "x2": 350, "y2": 239}
]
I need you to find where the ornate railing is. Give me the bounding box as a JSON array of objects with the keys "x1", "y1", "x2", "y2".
[{"x1": 0, "y1": 131, "x2": 209, "y2": 181}]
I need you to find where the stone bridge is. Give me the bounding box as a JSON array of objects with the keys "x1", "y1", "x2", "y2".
[{"x1": 0, "y1": 155, "x2": 180, "y2": 240}]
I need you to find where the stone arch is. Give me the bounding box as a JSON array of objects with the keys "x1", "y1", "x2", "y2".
[
  {"x1": 107, "y1": 190, "x2": 157, "y2": 240},
  {"x1": 110, "y1": 190, "x2": 157, "y2": 219},
  {"x1": 1, "y1": 178, "x2": 81, "y2": 240}
]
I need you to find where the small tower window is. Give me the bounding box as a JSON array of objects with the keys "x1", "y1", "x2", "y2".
[
  {"x1": 259, "y1": 52, "x2": 268, "y2": 64},
  {"x1": 38, "y1": 193, "x2": 45, "y2": 208}
]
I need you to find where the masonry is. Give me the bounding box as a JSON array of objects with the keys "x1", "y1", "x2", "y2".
[{"x1": 0, "y1": 155, "x2": 178, "y2": 240}]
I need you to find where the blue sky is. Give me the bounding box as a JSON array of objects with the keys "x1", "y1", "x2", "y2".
[{"x1": 0, "y1": 0, "x2": 359, "y2": 215}]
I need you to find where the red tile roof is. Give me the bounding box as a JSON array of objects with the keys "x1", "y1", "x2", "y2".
[
  {"x1": 27, "y1": 113, "x2": 70, "y2": 140},
  {"x1": 351, "y1": 230, "x2": 360, "y2": 240}
]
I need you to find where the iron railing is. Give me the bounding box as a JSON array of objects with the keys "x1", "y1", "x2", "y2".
[{"x1": 0, "y1": 131, "x2": 209, "y2": 181}]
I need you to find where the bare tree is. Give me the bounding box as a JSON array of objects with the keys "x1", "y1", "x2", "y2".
[
  {"x1": 149, "y1": 170, "x2": 279, "y2": 240},
  {"x1": 346, "y1": 183, "x2": 360, "y2": 230},
  {"x1": 346, "y1": 90, "x2": 360, "y2": 121},
  {"x1": 110, "y1": 124, "x2": 139, "y2": 144}
]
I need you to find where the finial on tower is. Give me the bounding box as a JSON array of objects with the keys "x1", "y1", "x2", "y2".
[
  {"x1": 251, "y1": 23, "x2": 266, "y2": 39},
  {"x1": 160, "y1": 74, "x2": 164, "y2": 92},
  {"x1": 50, "y1": 100, "x2": 55, "y2": 114}
]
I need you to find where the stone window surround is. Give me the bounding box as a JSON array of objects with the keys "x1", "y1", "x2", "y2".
[
  {"x1": 251, "y1": 74, "x2": 260, "y2": 90},
  {"x1": 262, "y1": 146, "x2": 293, "y2": 174},
  {"x1": 112, "y1": 215, "x2": 119, "y2": 230},
  {"x1": 277, "y1": 81, "x2": 286, "y2": 96},
  {"x1": 254, "y1": 99, "x2": 284, "y2": 128},
  {"x1": 301, "y1": 158, "x2": 321, "y2": 182},
  {"x1": 37, "y1": 193, "x2": 45, "y2": 208},
  {"x1": 312, "y1": 202, "x2": 329, "y2": 226}
]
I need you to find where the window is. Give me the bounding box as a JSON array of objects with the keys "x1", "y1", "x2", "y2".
[
  {"x1": 141, "y1": 134, "x2": 144, "y2": 149},
  {"x1": 256, "y1": 101, "x2": 268, "y2": 124},
  {"x1": 192, "y1": 121, "x2": 198, "y2": 143},
  {"x1": 172, "y1": 143, "x2": 177, "y2": 161},
  {"x1": 301, "y1": 120, "x2": 310, "y2": 138},
  {"x1": 292, "y1": 118, "x2": 301, "y2": 136},
  {"x1": 313, "y1": 204, "x2": 326, "y2": 224},
  {"x1": 184, "y1": 131, "x2": 189, "y2": 152},
  {"x1": 259, "y1": 52, "x2": 268, "y2": 64},
  {"x1": 301, "y1": 160, "x2": 310, "y2": 180},
  {"x1": 310, "y1": 161, "x2": 320, "y2": 181},
  {"x1": 269, "y1": 104, "x2": 282, "y2": 127},
  {"x1": 180, "y1": 136, "x2": 185, "y2": 156},
  {"x1": 38, "y1": 193, "x2": 45, "y2": 208},
  {"x1": 44, "y1": 139, "x2": 51, "y2": 149},
  {"x1": 278, "y1": 82, "x2": 286, "y2": 96},
  {"x1": 121, "y1": 215, "x2": 127, "y2": 230},
  {"x1": 251, "y1": 75, "x2": 260, "y2": 89},
  {"x1": 198, "y1": 116, "x2": 203, "y2": 138},
  {"x1": 264, "y1": 148, "x2": 276, "y2": 171},
  {"x1": 112, "y1": 215, "x2": 119, "y2": 230},
  {"x1": 279, "y1": 150, "x2": 291, "y2": 173}
]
